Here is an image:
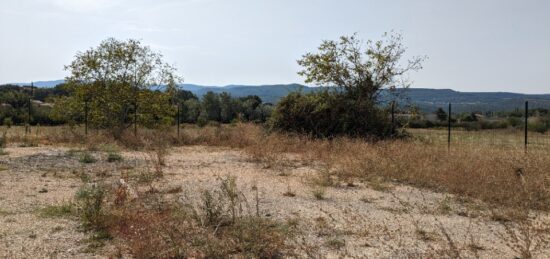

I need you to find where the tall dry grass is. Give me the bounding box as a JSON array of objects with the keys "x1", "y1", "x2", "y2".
[
  {"x1": 11, "y1": 123, "x2": 548, "y2": 257},
  {"x1": 5, "y1": 123, "x2": 549, "y2": 211},
  {"x1": 176, "y1": 124, "x2": 550, "y2": 211},
  {"x1": 327, "y1": 141, "x2": 549, "y2": 211}
]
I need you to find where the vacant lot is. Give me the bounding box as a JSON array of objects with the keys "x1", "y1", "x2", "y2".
[{"x1": 0, "y1": 125, "x2": 549, "y2": 258}]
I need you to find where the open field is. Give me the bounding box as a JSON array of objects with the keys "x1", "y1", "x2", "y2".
[
  {"x1": 0, "y1": 124, "x2": 549, "y2": 258},
  {"x1": 409, "y1": 128, "x2": 550, "y2": 150}
]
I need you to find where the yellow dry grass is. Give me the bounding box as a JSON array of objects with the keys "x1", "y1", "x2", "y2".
[{"x1": 4, "y1": 123, "x2": 549, "y2": 211}]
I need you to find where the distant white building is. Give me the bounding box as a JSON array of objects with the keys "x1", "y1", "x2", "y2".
[{"x1": 31, "y1": 100, "x2": 54, "y2": 108}]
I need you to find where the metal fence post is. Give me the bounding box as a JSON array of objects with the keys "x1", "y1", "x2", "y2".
[
  {"x1": 84, "y1": 99, "x2": 88, "y2": 136},
  {"x1": 29, "y1": 82, "x2": 33, "y2": 130},
  {"x1": 26, "y1": 82, "x2": 34, "y2": 134},
  {"x1": 525, "y1": 101, "x2": 529, "y2": 151},
  {"x1": 391, "y1": 101, "x2": 396, "y2": 134},
  {"x1": 448, "y1": 102, "x2": 451, "y2": 151},
  {"x1": 177, "y1": 102, "x2": 181, "y2": 138},
  {"x1": 134, "y1": 100, "x2": 138, "y2": 136}
]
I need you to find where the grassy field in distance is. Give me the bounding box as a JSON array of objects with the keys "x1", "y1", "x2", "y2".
[{"x1": 409, "y1": 128, "x2": 550, "y2": 150}]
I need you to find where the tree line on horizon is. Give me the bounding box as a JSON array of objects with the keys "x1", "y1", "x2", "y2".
[
  {"x1": 0, "y1": 83, "x2": 272, "y2": 129},
  {"x1": 2, "y1": 81, "x2": 547, "y2": 134}
]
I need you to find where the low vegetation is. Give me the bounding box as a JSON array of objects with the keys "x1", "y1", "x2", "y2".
[
  {"x1": 106, "y1": 151, "x2": 123, "y2": 163},
  {"x1": 39, "y1": 203, "x2": 74, "y2": 218},
  {"x1": 174, "y1": 124, "x2": 549, "y2": 211},
  {"x1": 10, "y1": 122, "x2": 547, "y2": 212},
  {"x1": 72, "y1": 176, "x2": 292, "y2": 258},
  {"x1": 1, "y1": 123, "x2": 549, "y2": 257},
  {"x1": 79, "y1": 152, "x2": 97, "y2": 164}
]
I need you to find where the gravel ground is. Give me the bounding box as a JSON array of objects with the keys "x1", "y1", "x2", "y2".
[{"x1": 1, "y1": 145, "x2": 549, "y2": 258}]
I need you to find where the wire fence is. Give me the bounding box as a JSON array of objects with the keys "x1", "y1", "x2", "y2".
[
  {"x1": 401, "y1": 101, "x2": 550, "y2": 151},
  {"x1": 3, "y1": 89, "x2": 550, "y2": 151}
]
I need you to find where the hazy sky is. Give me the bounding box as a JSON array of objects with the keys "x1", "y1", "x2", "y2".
[{"x1": 1, "y1": 0, "x2": 549, "y2": 93}]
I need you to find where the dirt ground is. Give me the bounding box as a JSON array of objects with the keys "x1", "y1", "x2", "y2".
[{"x1": 1, "y1": 145, "x2": 549, "y2": 258}]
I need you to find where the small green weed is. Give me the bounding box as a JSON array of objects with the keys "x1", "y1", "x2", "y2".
[
  {"x1": 79, "y1": 153, "x2": 97, "y2": 164},
  {"x1": 107, "y1": 152, "x2": 123, "y2": 162},
  {"x1": 39, "y1": 204, "x2": 74, "y2": 218}
]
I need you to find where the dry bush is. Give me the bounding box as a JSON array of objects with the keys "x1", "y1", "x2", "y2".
[
  {"x1": 46, "y1": 125, "x2": 90, "y2": 145},
  {"x1": 492, "y1": 213, "x2": 550, "y2": 259},
  {"x1": 3, "y1": 125, "x2": 85, "y2": 145},
  {"x1": 117, "y1": 131, "x2": 146, "y2": 150},
  {"x1": 140, "y1": 130, "x2": 172, "y2": 177},
  {"x1": 179, "y1": 123, "x2": 259, "y2": 148},
  {"x1": 0, "y1": 130, "x2": 7, "y2": 148},
  {"x1": 98, "y1": 176, "x2": 290, "y2": 258},
  {"x1": 75, "y1": 184, "x2": 107, "y2": 230}
]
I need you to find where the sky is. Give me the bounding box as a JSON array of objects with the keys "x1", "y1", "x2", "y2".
[{"x1": 1, "y1": 0, "x2": 549, "y2": 93}]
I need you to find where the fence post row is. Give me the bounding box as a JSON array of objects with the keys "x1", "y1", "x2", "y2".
[
  {"x1": 84, "y1": 99, "x2": 89, "y2": 136},
  {"x1": 177, "y1": 102, "x2": 181, "y2": 138},
  {"x1": 447, "y1": 102, "x2": 451, "y2": 151},
  {"x1": 26, "y1": 82, "x2": 34, "y2": 134},
  {"x1": 391, "y1": 101, "x2": 395, "y2": 134},
  {"x1": 134, "y1": 99, "x2": 138, "y2": 136},
  {"x1": 445, "y1": 101, "x2": 529, "y2": 152},
  {"x1": 525, "y1": 101, "x2": 529, "y2": 150}
]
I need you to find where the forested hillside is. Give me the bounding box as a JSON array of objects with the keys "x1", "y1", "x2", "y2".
[{"x1": 5, "y1": 81, "x2": 550, "y2": 114}]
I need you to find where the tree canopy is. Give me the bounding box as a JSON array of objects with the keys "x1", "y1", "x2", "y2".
[
  {"x1": 271, "y1": 32, "x2": 425, "y2": 138},
  {"x1": 297, "y1": 32, "x2": 425, "y2": 101},
  {"x1": 55, "y1": 38, "x2": 183, "y2": 137}
]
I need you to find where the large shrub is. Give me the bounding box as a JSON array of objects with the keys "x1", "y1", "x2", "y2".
[
  {"x1": 271, "y1": 32, "x2": 424, "y2": 138},
  {"x1": 270, "y1": 91, "x2": 392, "y2": 138}
]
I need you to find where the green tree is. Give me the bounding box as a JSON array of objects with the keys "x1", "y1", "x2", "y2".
[
  {"x1": 297, "y1": 32, "x2": 424, "y2": 101},
  {"x1": 183, "y1": 99, "x2": 200, "y2": 123},
  {"x1": 219, "y1": 92, "x2": 235, "y2": 123},
  {"x1": 461, "y1": 112, "x2": 478, "y2": 122},
  {"x1": 174, "y1": 89, "x2": 197, "y2": 103},
  {"x1": 201, "y1": 91, "x2": 221, "y2": 121},
  {"x1": 272, "y1": 32, "x2": 424, "y2": 138},
  {"x1": 239, "y1": 95, "x2": 262, "y2": 121},
  {"x1": 54, "y1": 38, "x2": 182, "y2": 138},
  {"x1": 435, "y1": 108, "x2": 448, "y2": 122}
]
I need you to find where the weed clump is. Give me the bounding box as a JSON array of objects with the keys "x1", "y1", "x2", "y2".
[
  {"x1": 97, "y1": 176, "x2": 291, "y2": 258},
  {"x1": 79, "y1": 152, "x2": 97, "y2": 164},
  {"x1": 75, "y1": 185, "x2": 105, "y2": 230},
  {"x1": 312, "y1": 186, "x2": 326, "y2": 200},
  {"x1": 19, "y1": 135, "x2": 38, "y2": 147},
  {"x1": 0, "y1": 131, "x2": 7, "y2": 148},
  {"x1": 39, "y1": 203, "x2": 74, "y2": 218},
  {"x1": 106, "y1": 152, "x2": 123, "y2": 162}
]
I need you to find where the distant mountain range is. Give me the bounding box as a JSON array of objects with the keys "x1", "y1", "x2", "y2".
[
  {"x1": 391, "y1": 88, "x2": 550, "y2": 112},
  {"x1": 8, "y1": 80, "x2": 550, "y2": 113},
  {"x1": 11, "y1": 80, "x2": 65, "y2": 88},
  {"x1": 180, "y1": 83, "x2": 318, "y2": 104}
]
